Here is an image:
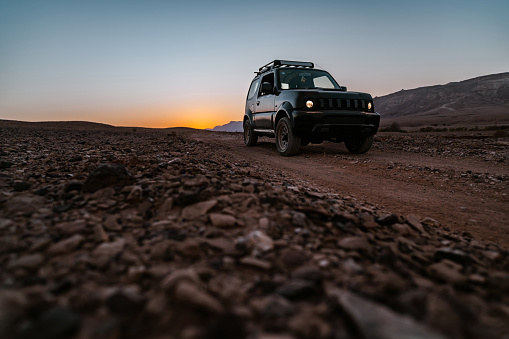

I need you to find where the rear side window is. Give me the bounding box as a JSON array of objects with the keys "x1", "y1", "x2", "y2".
[{"x1": 247, "y1": 79, "x2": 260, "y2": 99}]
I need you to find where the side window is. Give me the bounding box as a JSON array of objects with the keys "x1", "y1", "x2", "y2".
[
  {"x1": 247, "y1": 79, "x2": 260, "y2": 99},
  {"x1": 258, "y1": 73, "x2": 274, "y2": 96}
]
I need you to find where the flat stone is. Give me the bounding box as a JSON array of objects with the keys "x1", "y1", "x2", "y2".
[
  {"x1": 338, "y1": 236, "x2": 370, "y2": 252},
  {"x1": 55, "y1": 220, "x2": 87, "y2": 236},
  {"x1": 8, "y1": 253, "x2": 44, "y2": 270},
  {"x1": 174, "y1": 281, "x2": 223, "y2": 314},
  {"x1": 329, "y1": 289, "x2": 446, "y2": 339},
  {"x1": 406, "y1": 214, "x2": 427, "y2": 234},
  {"x1": 48, "y1": 235, "x2": 85, "y2": 255},
  {"x1": 161, "y1": 269, "x2": 201, "y2": 291},
  {"x1": 181, "y1": 199, "x2": 217, "y2": 220},
  {"x1": 92, "y1": 238, "x2": 125, "y2": 268},
  {"x1": 3, "y1": 194, "x2": 45, "y2": 215},
  {"x1": 239, "y1": 257, "x2": 272, "y2": 270},
  {"x1": 209, "y1": 213, "x2": 238, "y2": 228},
  {"x1": 235, "y1": 230, "x2": 274, "y2": 256},
  {"x1": 434, "y1": 247, "x2": 470, "y2": 266},
  {"x1": 427, "y1": 259, "x2": 467, "y2": 285}
]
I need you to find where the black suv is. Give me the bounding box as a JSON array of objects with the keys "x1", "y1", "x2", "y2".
[{"x1": 243, "y1": 60, "x2": 380, "y2": 156}]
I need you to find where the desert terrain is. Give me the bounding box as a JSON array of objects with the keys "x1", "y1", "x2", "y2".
[{"x1": 1, "y1": 121, "x2": 508, "y2": 339}]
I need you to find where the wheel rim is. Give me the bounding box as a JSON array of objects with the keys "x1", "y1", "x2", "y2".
[{"x1": 277, "y1": 123, "x2": 289, "y2": 151}]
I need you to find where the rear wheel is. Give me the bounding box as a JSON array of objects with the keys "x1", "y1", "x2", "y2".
[
  {"x1": 275, "y1": 117, "x2": 301, "y2": 156},
  {"x1": 345, "y1": 135, "x2": 374, "y2": 154},
  {"x1": 244, "y1": 119, "x2": 258, "y2": 146}
]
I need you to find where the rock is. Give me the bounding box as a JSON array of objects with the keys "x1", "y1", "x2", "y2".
[
  {"x1": 55, "y1": 220, "x2": 87, "y2": 236},
  {"x1": 94, "y1": 224, "x2": 109, "y2": 242},
  {"x1": 338, "y1": 236, "x2": 370, "y2": 252},
  {"x1": 181, "y1": 199, "x2": 217, "y2": 219},
  {"x1": 15, "y1": 307, "x2": 80, "y2": 339},
  {"x1": 329, "y1": 289, "x2": 446, "y2": 339},
  {"x1": 0, "y1": 218, "x2": 12, "y2": 230},
  {"x1": 235, "y1": 230, "x2": 274, "y2": 256},
  {"x1": 103, "y1": 214, "x2": 122, "y2": 231},
  {"x1": 279, "y1": 248, "x2": 307, "y2": 269},
  {"x1": 3, "y1": 194, "x2": 45, "y2": 215},
  {"x1": 202, "y1": 237, "x2": 236, "y2": 254},
  {"x1": 106, "y1": 288, "x2": 146, "y2": 316},
  {"x1": 174, "y1": 282, "x2": 223, "y2": 314},
  {"x1": 434, "y1": 247, "x2": 470, "y2": 266},
  {"x1": 239, "y1": 257, "x2": 272, "y2": 270},
  {"x1": 83, "y1": 163, "x2": 135, "y2": 192},
  {"x1": 489, "y1": 271, "x2": 509, "y2": 292},
  {"x1": 47, "y1": 234, "x2": 85, "y2": 255},
  {"x1": 276, "y1": 279, "x2": 317, "y2": 300},
  {"x1": 126, "y1": 185, "x2": 143, "y2": 201},
  {"x1": 64, "y1": 180, "x2": 83, "y2": 192},
  {"x1": 291, "y1": 265, "x2": 323, "y2": 284},
  {"x1": 92, "y1": 238, "x2": 126, "y2": 268},
  {"x1": 0, "y1": 161, "x2": 14, "y2": 169},
  {"x1": 406, "y1": 214, "x2": 428, "y2": 234},
  {"x1": 427, "y1": 259, "x2": 467, "y2": 285},
  {"x1": 12, "y1": 181, "x2": 30, "y2": 192},
  {"x1": 209, "y1": 213, "x2": 238, "y2": 228},
  {"x1": 377, "y1": 213, "x2": 400, "y2": 225},
  {"x1": 161, "y1": 269, "x2": 201, "y2": 291},
  {"x1": 8, "y1": 253, "x2": 44, "y2": 270},
  {"x1": 288, "y1": 309, "x2": 331, "y2": 339},
  {"x1": 176, "y1": 238, "x2": 201, "y2": 258}
]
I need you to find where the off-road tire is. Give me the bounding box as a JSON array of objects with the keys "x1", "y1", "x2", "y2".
[
  {"x1": 345, "y1": 135, "x2": 374, "y2": 154},
  {"x1": 244, "y1": 120, "x2": 258, "y2": 146},
  {"x1": 276, "y1": 117, "x2": 301, "y2": 156}
]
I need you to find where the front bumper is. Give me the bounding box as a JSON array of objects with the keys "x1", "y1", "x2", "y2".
[{"x1": 292, "y1": 110, "x2": 380, "y2": 138}]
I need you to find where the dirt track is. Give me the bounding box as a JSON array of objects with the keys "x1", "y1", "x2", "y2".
[{"x1": 186, "y1": 130, "x2": 509, "y2": 247}]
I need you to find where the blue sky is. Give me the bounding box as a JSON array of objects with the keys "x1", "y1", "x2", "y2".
[{"x1": 0, "y1": 0, "x2": 508, "y2": 128}]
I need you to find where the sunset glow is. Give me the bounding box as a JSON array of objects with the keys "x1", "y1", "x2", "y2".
[{"x1": 1, "y1": 0, "x2": 508, "y2": 129}]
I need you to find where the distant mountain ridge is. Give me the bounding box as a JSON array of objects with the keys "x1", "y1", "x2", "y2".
[
  {"x1": 207, "y1": 121, "x2": 243, "y2": 132},
  {"x1": 373, "y1": 72, "x2": 509, "y2": 126}
]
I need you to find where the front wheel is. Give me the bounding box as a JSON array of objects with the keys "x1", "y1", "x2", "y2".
[
  {"x1": 275, "y1": 117, "x2": 301, "y2": 156},
  {"x1": 244, "y1": 120, "x2": 258, "y2": 146},
  {"x1": 344, "y1": 135, "x2": 374, "y2": 154}
]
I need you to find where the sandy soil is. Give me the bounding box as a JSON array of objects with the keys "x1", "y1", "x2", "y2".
[{"x1": 186, "y1": 130, "x2": 509, "y2": 247}]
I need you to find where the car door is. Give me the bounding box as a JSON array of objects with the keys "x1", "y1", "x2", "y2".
[{"x1": 254, "y1": 72, "x2": 276, "y2": 130}]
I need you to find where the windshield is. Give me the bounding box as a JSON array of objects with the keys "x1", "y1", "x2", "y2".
[{"x1": 277, "y1": 68, "x2": 340, "y2": 90}]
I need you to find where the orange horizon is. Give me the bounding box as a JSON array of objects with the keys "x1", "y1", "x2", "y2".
[{"x1": 1, "y1": 102, "x2": 241, "y2": 130}]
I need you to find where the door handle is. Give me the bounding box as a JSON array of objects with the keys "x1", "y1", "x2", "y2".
[{"x1": 256, "y1": 101, "x2": 260, "y2": 105}]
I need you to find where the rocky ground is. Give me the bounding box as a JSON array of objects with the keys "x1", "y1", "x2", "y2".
[{"x1": 1, "y1": 123, "x2": 509, "y2": 339}]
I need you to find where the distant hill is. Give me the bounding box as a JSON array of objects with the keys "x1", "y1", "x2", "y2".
[
  {"x1": 0, "y1": 120, "x2": 117, "y2": 130},
  {"x1": 374, "y1": 72, "x2": 509, "y2": 127},
  {"x1": 207, "y1": 121, "x2": 243, "y2": 132}
]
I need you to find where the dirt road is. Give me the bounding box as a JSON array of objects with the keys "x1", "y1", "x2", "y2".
[{"x1": 186, "y1": 130, "x2": 509, "y2": 247}]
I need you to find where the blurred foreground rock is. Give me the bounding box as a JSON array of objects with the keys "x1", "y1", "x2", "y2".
[{"x1": 0, "y1": 125, "x2": 508, "y2": 339}]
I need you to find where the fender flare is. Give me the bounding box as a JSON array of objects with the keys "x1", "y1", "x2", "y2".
[{"x1": 274, "y1": 101, "x2": 294, "y2": 128}]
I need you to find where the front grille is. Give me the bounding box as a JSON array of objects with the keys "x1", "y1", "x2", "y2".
[
  {"x1": 315, "y1": 98, "x2": 372, "y2": 112},
  {"x1": 322, "y1": 116, "x2": 367, "y2": 125}
]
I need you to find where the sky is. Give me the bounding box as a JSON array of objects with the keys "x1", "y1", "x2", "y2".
[{"x1": 1, "y1": 0, "x2": 508, "y2": 129}]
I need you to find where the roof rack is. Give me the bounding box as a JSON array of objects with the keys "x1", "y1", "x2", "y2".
[{"x1": 257, "y1": 60, "x2": 314, "y2": 74}]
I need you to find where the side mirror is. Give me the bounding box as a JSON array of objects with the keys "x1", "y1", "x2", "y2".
[
  {"x1": 261, "y1": 82, "x2": 273, "y2": 94},
  {"x1": 338, "y1": 86, "x2": 347, "y2": 92}
]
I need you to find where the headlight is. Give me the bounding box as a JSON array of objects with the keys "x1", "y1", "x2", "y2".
[
  {"x1": 306, "y1": 100, "x2": 314, "y2": 109},
  {"x1": 368, "y1": 102, "x2": 372, "y2": 110}
]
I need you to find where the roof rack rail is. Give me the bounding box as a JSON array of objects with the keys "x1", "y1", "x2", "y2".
[{"x1": 257, "y1": 60, "x2": 314, "y2": 74}]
